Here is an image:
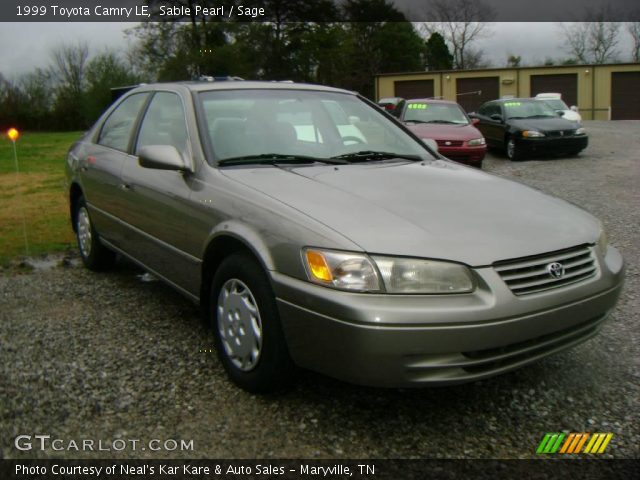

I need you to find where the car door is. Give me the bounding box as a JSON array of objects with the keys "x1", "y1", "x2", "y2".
[
  {"x1": 479, "y1": 102, "x2": 506, "y2": 148},
  {"x1": 118, "y1": 90, "x2": 200, "y2": 293},
  {"x1": 80, "y1": 92, "x2": 150, "y2": 249}
]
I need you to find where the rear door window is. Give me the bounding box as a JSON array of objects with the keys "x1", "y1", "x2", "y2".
[{"x1": 98, "y1": 93, "x2": 149, "y2": 152}]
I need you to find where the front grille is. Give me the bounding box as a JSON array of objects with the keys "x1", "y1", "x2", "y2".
[
  {"x1": 436, "y1": 139, "x2": 464, "y2": 147},
  {"x1": 546, "y1": 129, "x2": 576, "y2": 138},
  {"x1": 494, "y1": 245, "x2": 597, "y2": 295}
]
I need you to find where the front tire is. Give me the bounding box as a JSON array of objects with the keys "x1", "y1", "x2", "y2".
[
  {"x1": 210, "y1": 253, "x2": 295, "y2": 392},
  {"x1": 505, "y1": 137, "x2": 522, "y2": 161},
  {"x1": 74, "y1": 197, "x2": 115, "y2": 271}
]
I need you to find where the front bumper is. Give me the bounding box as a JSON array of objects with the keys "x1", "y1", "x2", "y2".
[
  {"x1": 439, "y1": 145, "x2": 486, "y2": 166},
  {"x1": 518, "y1": 135, "x2": 588, "y2": 156},
  {"x1": 272, "y1": 246, "x2": 623, "y2": 387}
]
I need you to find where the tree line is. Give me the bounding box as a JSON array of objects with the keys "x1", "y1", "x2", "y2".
[{"x1": 1, "y1": 0, "x2": 638, "y2": 132}]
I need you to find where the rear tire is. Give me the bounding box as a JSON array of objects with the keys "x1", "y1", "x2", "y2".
[
  {"x1": 74, "y1": 196, "x2": 116, "y2": 271},
  {"x1": 210, "y1": 253, "x2": 296, "y2": 393}
]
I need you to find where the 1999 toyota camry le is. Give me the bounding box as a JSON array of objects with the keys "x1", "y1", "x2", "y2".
[{"x1": 65, "y1": 81, "x2": 624, "y2": 392}]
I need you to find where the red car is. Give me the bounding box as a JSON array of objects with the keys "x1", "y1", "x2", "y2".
[{"x1": 397, "y1": 99, "x2": 487, "y2": 168}]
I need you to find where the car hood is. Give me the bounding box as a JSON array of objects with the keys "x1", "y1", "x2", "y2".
[
  {"x1": 404, "y1": 123, "x2": 482, "y2": 141},
  {"x1": 221, "y1": 161, "x2": 600, "y2": 266},
  {"x1": 508, "y1": 117, "x2": 579, "y2": 132}
]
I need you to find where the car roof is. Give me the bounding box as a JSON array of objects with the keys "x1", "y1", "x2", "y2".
[
  {"x1": 535, "y1": 93, "x2": 562, "y2": 99},
  {"x1": 406, "y1": 98, "x2": 458, "y2": 105},
  {"x1": 128, "y1": 80, "x2": 355, "y2": 95},
  {"x1": 494, "y1": 97, "x2": 537, "y2": 103}
]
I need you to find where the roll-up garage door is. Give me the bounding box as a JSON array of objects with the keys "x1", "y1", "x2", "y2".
[
  {"x1": 456, "y1": 77, "x2": 499, "y2": 113},
  {"x1": 394, "y1": 80, "x2": 434, "y2": 99},
  {"x1": 611, "y1": 72, "x2": 640, "y2": 120},
  {"x1": 530, "y1": 74, "x2": 578, "y2": 108}
]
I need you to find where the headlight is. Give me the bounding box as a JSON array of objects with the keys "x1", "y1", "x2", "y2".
[
  {"x1": 467, "y1": 138, "x2": 486, "y2": 146},
  {"x1": 303, "y1": 249, "x2": 381, "y2": 292},
  {"x1": 597, "y1": 229, "x2": 608, "y2": 256},
  {"x1": 372, "y1": 256, "x2": 474, "y2": 294},
  {"x1": 522, "y1": 130, "x2": 545, "y2": 138},
  {"x1": 575, "y1": 127, "x2": 586, "y2": 135},
  {"x1": 302, "y1": 249, "x2": 475, "y2": 294}
]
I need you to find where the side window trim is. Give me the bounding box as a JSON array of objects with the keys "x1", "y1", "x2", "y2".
[{"x1": 130, "y1": 91, "x2": 157, "y2": 155}]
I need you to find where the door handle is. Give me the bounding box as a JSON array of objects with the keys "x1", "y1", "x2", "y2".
[{"x1": 119, "y1": 183, "x2": 131, "y2": 191}]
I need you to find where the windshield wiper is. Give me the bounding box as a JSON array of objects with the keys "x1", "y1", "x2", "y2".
[
  {"x1": 330, "y1": 151, "x2": 422, "y2": 162},
  {"x1": 218, "y1": 153, "x2": 346, "y2": 166},
  {"x1": 526, "y1": 114, "x2": 556, "y2": 119}
]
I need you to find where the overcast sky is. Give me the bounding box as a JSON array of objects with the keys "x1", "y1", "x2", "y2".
[{"x1": 0, "y1": 22, "x2": 635, "y2": 79}]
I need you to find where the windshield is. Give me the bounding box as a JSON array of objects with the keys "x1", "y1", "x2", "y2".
[
  {"x1": 540, "y1": 99, "x2": 569, "y2": 111},
  {"x1": 403, "y1": 102, "x2": 469, "y2": 124},
  {"x1": 198, "y1": 89, "x2": 433, "y2": 164},
  {"x1": 504, "y1": 100, "x2": 557, "y2": 119}
]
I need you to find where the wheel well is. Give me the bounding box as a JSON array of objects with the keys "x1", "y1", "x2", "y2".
[
  {"x1": 200, "y1": 235, "x2": 259, "y2": 313},
  {"x1": 69, "y1": 183, "x2": 83, "y2": 232}
]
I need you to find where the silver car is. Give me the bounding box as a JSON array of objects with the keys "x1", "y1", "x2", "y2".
[{"x1": 65, "y1": 81, "x2": 624, "y2": 392}]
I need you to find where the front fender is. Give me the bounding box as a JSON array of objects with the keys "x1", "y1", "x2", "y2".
[{"x1": 203, "y1": 220, "x2": 276, "y2": 272}]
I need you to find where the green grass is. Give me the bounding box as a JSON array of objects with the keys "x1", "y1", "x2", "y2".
[{"x1": 0, "y1": 131, "x2": 83, "y2": 263}]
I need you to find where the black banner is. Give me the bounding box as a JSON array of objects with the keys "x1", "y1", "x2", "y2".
[
  {"x1": 2, "y1": 459, "x2": 639, "y2": 480},
  {"x1": 1, "y1": 0, "x2": 639, "y2": 22}
]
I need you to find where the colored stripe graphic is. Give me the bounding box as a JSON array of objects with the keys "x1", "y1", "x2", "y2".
[
  {"x1": 596, "y1": 433, "x2": 613, "y2": 454},
  {"x1": 536, "y1": 434, "x2": 553, "y2": 454},
  {"x1": 536, "y1": 433, "x2": 565, "y2": 454},
  {"x1": 539, "y1": 433, "x2": 613, "y2": 454},
  {"x1": 584, "y1": 433, "x2": 614, "y2": 454},
  {"x1": 559, "y1": 433, "x2": 576, "y2": 454},
  {"x1": 564, "y1": 433, "x2": 586, "y2": 454},
  {"x1": 573, "y1": 433, "x2": 589, "y2": 453}
]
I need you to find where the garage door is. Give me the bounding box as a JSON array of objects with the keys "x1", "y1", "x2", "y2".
[
  {"x1": 530, "y1": 74, "x2": 578, "y2": 108},
  {"x1": 611, "y1": 72, "x2": 640, "y2": 120},
  {"x1": 394, "y1": 80, "x2": 434, "y2": 99},
  {"x1": 456, "y1": 77, "x2": 499, "y2": 113}
]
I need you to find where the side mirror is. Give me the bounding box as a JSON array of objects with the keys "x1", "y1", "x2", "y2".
[
  {"x1": 490, "y1": 113, "x2": 503, "y2": 122},
  {"x1": 570, "y1": 105, "x2": 578, "y2": 112},
  {"x1": 422, "y1": 138, "x2": 439, "y2": 152},
  {"x1": 557, "y1": 110, "x2": 565, "y2": 116},
  {"x1": 138, "y1": 145, "x2": 188, "y2": 171},
  {"x1": 471, "y1": 118, "x2": 480, "y2": 126}
]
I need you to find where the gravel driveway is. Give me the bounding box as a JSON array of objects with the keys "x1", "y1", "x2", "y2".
[{"x1": 1, "y1": 121, "x2": 638, "y2": 460}]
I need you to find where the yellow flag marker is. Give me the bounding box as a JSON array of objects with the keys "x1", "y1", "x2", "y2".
[
  {"x1": 7, "y1": 127, "x2": 20, "y2": 142},
  {"x1": 7, "y1": 127, "x2": 29, "y2": 255}
]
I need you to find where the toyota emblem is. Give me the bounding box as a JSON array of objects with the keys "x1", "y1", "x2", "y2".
[{"x1": 547, "y1": 262, "x2": 565, "y2": 279}]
